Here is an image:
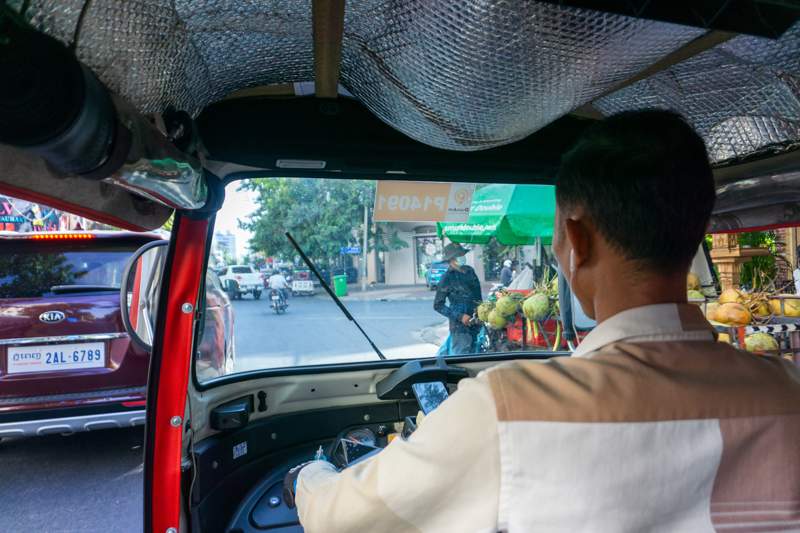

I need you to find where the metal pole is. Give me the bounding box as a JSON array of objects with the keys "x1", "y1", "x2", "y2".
[{"x1": 361, "y1": 200, "x2": 368, "y2": 291}]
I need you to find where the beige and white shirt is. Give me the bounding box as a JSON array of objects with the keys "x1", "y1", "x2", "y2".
[{"x1": 296, "y1": 304, "x2": 800, "y2": 532}]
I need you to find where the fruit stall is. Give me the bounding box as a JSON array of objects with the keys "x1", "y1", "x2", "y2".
[
  {"x1": 474, "y1": 268, "x2": 568, "y2": 352},
  {"x1": 690, "y1": 273, "x2": 800, "y2": 363}
]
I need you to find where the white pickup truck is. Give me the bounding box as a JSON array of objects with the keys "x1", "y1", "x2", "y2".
[{"x1": 218, "y1": 265, "x2": 262, "y2": 300}]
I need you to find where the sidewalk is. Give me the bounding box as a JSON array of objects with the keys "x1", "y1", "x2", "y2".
[{"x1": 340, "y1": 283, "x2": 435, "y2": 302}]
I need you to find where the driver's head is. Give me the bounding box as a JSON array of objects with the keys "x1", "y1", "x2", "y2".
[{"x1": 553, "y1": 110, "x2": 715, "y2": 321}]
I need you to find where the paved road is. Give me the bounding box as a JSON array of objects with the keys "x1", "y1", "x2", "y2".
[
  {"x1": 0, "y1": 291, "x2": 446, "y2": 532},
  {"x1": 0, "y1": 427, "x2": 144, "y2": 533},
  {"x1": 231, "y1": 293, "x2": 444, "y2": 371}
]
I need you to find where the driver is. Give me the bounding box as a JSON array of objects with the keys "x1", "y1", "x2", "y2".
[
  {"x1": 268, "y1": 269, "x2": 289, "y2": 301},
  {"x1": 285, "y1": 110, "x2": 800, "y2": 532}
]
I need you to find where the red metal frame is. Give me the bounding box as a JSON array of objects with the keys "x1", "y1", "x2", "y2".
[{"x1": 148, "y1": 216, "x2": 209, "y2": 533}]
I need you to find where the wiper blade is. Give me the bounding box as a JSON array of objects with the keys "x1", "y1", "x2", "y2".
[
  {"x1": 50, "y1": 284, "x2": 119, "y2": 294},
  {"x1": 286, "y1": 232, "x2": 386, "y2": 361}
]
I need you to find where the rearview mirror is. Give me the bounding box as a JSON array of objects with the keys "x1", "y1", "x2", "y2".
[{"x1": 120, "y1": 241, "x2": 169, "y2": 351}]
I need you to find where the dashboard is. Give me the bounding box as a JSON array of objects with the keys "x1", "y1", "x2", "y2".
[{"x1": 222, "y1": 360, "x2": 463, "y2": 532}]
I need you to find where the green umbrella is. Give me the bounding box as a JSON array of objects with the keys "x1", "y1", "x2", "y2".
[{"x1": 437, "y1": 184, "x2": 555, "y2": 245}]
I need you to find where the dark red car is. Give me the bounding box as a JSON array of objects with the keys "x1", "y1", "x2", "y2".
[{"x1": 0, "y1": 231, "x2": 234, "y2": 439}]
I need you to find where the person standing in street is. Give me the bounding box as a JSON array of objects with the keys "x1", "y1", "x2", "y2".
[
  {"x1": 500, "y1": 259, "x2": 513, "y2": 287},
  {"x1": 433, "y1": 243, "x2": 482, "y2": 355}
]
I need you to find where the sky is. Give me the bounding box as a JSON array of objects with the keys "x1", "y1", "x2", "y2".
[{"x1": 215, "y1": 183, "x2": 258, "y2": 259}]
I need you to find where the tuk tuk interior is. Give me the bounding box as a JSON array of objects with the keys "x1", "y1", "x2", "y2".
[{"x1": 1, "y1": 2, "x2": 800, "y2": 532}]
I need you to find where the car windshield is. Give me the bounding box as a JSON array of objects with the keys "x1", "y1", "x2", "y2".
[
  {"x1": 197, "y1": 177, "x2": 559, "y2": 382},
  {"x1": 0, "y1": 241, "x2": 136, "y2": 298}
]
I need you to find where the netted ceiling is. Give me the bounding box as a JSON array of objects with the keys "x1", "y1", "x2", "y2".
[{"x1": 15, "y1": 0, "x2": 800, "y2": 164}]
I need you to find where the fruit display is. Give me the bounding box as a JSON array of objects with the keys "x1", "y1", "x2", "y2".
[
  {"x1": 473, "y1": 267, "x2": 564, "y2": 350},
  {"x1": 713, "y1": 302, "x2": 752, "y2": 326},
  {"x1": 719, "y1": 288, "x2": 745, "y2": 304},
  {"x1": 522, "y1": 293, "x2": 550, "y2": 321},
  {"x1": 768, "y1": 296, "x2": 800, "y2": 317},
  {"x1": 687, "y1": 289, "x2": 705, "y2": 300},
  {"x1": 476, "y1": 301, "x2": 493, "y2": 322},
  {"x1": 486, "y1": 309, "x2": 508, "y2": 330},
  {"x1": 744, "y1": 332, "x2": 779, "y2": 353}
]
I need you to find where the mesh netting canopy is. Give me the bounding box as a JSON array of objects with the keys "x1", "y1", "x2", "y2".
[{"x1": 14, "y1": 0, "x2": 800, "y2": 163}]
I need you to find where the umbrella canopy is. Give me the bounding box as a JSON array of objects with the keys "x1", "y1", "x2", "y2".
[{"x1": 437, "y1": 184, "x2": 555, "y2": 245}]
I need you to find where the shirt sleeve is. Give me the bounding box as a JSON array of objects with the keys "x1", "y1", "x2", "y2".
[
  {"x1": 295, "y1": 374, "x2": 500, "y2": 533},
  {"x1": 433, "y1": 273, "x2": 460, "y2": 321}
]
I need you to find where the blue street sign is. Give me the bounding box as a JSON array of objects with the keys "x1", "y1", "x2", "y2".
[{"x1": 340, "y1": 246, "x2": 361, "y2": 255}]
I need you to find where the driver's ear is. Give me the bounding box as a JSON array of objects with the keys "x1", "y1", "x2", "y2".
[{"x1": 564, "y1": 217, "x2": 591, "y2": 271}]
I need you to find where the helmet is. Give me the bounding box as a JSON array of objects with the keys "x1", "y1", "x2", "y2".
[{"x1": 503, "y1": 259, "x2": 512, "y2": 268}]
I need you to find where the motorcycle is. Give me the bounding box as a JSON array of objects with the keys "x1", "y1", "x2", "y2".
[{"x1": 270, "y1": 288, "x2": 288, "y2": 314}]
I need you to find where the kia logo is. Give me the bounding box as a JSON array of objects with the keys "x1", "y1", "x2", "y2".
[{"x1": 39, "y1": 311, "x2": 66, "y2": 324}]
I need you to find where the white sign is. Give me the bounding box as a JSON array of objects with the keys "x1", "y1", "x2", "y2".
[{"x1": 373, "y1": 181, "x2": 475, "y2": 222}]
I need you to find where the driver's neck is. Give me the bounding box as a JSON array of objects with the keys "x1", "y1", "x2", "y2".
[{"x1": 590, "y1": 268, "x2": 687, "y2": 324}]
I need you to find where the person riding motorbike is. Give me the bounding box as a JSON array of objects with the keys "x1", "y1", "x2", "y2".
[
  {"x1": 432, "y1": 243, "x2": 482, "y2": 355},
  {"x1": 268, "y1": 270, "x2": 289, "y2": 303},
  {"x1": 283, "y1": 110, "x2": 800, "y2": 532}
]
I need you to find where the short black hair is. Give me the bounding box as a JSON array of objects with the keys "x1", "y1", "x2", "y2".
[{"x1": 556, "y1": 109, "x2": 715, "y2": 272}]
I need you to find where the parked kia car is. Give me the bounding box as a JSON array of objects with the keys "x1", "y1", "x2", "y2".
[{"x1": 0, "y1": 231, "x2": 235, "y2": 438}]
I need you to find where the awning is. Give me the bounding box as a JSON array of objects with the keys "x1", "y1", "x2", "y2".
[{"x1": 437, "y1": 184, "x2": 555, "y2": 245}]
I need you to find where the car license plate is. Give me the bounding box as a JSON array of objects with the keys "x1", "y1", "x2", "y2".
[
  {"x1": 293, "y1": 281, "x2": 312, "y2": 290},
  {"x1": 6, "y1": 342, "x2": 106, "y2": 374}
]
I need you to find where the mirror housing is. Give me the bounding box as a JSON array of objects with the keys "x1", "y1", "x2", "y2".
[{"x1": 120, "y1": 240, "x2": 169, "y2": 351}]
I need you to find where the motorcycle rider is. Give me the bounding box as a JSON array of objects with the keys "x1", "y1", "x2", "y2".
[
  {"x1": 285, "y1": 110, "x2": 800, "y2": 532},
  {"x1": 267, "y1": 269, "x2": 289, "y2": 303}
]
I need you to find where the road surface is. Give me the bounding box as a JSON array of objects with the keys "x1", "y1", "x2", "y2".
[
  {"x1": 0, "y1": 292, "x2": 445, "y2": 532},
  {"x1": 231, "y1": 293, "x2": 443, "y2": 370}
]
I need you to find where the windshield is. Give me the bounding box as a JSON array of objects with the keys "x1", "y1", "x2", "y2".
[
  {"x1": 0, "y1": 242, "x2": 137, "y2": 298},
  {"x1": 196, "y1": 178, "x2": 559, "y2": 382}
]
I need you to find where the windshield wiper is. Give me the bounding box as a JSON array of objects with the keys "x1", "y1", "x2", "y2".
[
  {"x1": 286, "y1": 232, "x2": 386, "y2": 361},
  {"x1": 50, "y1": 284, "x2": 119, "y2": 294}
]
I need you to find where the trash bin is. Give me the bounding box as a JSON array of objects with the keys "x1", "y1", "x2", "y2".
[{"x1": 333, "y1": 274, "x2": 348, "y2": 297}]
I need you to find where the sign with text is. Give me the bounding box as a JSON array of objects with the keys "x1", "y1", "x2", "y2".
[{"x1": 373, "y1": 181, "x2": 474, "y2": 222}]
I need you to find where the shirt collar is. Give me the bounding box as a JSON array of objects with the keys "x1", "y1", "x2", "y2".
[{"x1": 571, "y1": 303, "x2": 717, "y2": 358}]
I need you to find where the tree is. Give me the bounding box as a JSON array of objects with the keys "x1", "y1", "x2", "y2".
[{"x1": 240, "y1": 178, "x2": 406, "y2": 267}]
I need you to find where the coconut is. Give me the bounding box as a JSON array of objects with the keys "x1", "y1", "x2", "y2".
[
  {"x1": 687, "y1": 272, "x2": 701, "y2": 291},
  {"x1": 705, "y1": 302, "x2": 720, "y2": 322},
  {"x1": 522, "y1": 293, "x2": 550, "y2": 321},
  {"x1": 487, "y1": 309, "x2": 508, "y2": 330},
  {"x1": 687, "y1": 289, "x2": 705, "y2": 301},
  {"x1": 744, "y1": 332, "x2": 779, "y2": 353},
  {"x1": 768, "y1": 297, "x2": 800, "y2": 317},
  {"x1": 719, "y1": 288, "x2": 745, "y2": 304},
  {"x1": 476, "y1": 302, "x2": 493, "y2": 322},
  {"x1": 495, "y1": 295, "x2": 519, "y2": 317},
  {"x1": 715, "y1": 302, "x2": 751, "y2": 326},
  {"x1": 750, "y1": 301, "x2": 770, "y2": 317}
]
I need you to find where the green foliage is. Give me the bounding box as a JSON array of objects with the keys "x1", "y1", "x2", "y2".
[
  {"x1": 0, "y1": 253, "x2": 76, "y2": 298},
  {"x1": 737, "y1": 231, "x2": 778, "y2": 290},
  {"x1": 240, "y1": 178, "x2": 406, "y2": 266}
]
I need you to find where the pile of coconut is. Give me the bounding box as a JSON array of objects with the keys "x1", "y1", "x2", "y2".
[
  {"x1": 687, "y1": 273, "x2": 799, "y2": 354},
  {"x1": 476, "y1": 268, "x2": 560, "y2": 342}
]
